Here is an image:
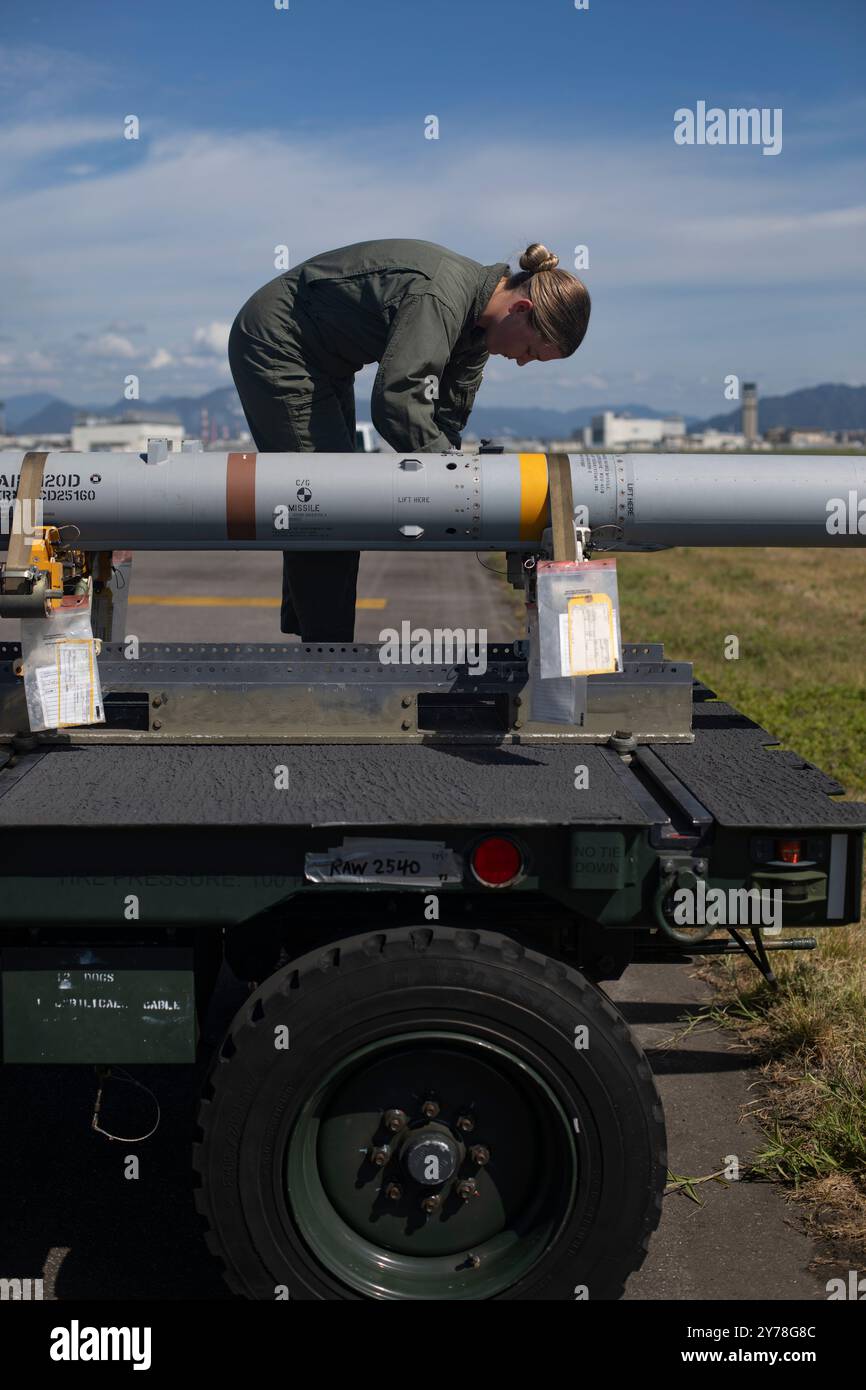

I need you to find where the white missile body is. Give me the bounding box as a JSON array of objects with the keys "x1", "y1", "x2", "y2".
[{"x1": 0, "y1": 448, "x2": 864, "y2": 551}]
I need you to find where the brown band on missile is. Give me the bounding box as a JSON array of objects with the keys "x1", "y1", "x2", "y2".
[{"x1": 226, "y1": 452, "x2": 257, "y2": 540}]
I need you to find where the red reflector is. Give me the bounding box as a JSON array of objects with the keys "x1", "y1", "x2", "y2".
[
  {"x1": 776, "y1": 838, "x2": 803, "y2": 864},
  {"x1": 471, "y1": 836, "x2": 523, "y2": 886}
]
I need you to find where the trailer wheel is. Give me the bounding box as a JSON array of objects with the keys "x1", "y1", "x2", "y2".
[{"x1": 194, "y1": 927, "x2": 665, "y2": 1300}]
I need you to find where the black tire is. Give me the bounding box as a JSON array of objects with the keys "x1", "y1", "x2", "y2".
[{"x1": 193, "y1": 926, "x2": 665, "y2": 1300}]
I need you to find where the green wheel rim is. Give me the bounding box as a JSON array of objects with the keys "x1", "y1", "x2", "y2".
[{"x1": 285, "y1": 1030, "x2": 580, "y2": 1299}]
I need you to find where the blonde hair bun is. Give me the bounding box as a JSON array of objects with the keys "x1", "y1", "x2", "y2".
[
  {"x1": 506, "y1": 241, "x2": 591, "y2": 356},
  {"x1": 519, "y1": 243, "x2": 559, "y2": 273}
]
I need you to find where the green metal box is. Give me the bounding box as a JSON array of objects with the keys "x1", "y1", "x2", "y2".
[{"x1": 1, "y1": 946, "x2": 195, "y2": 1063}]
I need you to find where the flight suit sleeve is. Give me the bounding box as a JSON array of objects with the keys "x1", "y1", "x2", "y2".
[
  {"x1": 371, "y1": 292, "x2": 463, "y2": 452},
  {"x1": 435, "y1": 340, "x2": 488, "y2": 446}
]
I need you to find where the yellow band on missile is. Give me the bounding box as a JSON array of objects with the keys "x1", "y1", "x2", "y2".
[{"x1": 518, "y1": 453, "x2": 550, "y2": 542}]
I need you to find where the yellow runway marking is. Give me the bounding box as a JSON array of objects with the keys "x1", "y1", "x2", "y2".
[{"x1": 128, "y1": 595, "x2": 387, "y2": 609}]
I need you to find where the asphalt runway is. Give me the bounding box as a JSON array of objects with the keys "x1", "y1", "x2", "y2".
[{"x1": 0, "y1": 549, "x2": 522, "y2": 646}]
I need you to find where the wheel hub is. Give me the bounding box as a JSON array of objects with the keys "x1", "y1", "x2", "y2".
[{"x1": 400, "y1": 1126, "x2": 462, "y2": 1186}]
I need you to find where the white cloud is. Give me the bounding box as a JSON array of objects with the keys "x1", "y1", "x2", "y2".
[
  {"x1": 192, "y1": 322, "x2": 231, "y2": 356},
  {"x1": 0, "y1": 108, "x2": 863, "y2": 411},
  {"x1": 0, "y1": 44, "x2": 116, "y2": 121},
  {"x1": 23, "y1": 350, "x2": 53, "y2": 370},
  {"x1": 82, "y1": 333, "x2": 137, "y2": 359},
  {"x1": 0, "y1": 119, "x2": 121, "y2": 167},
  {"x1": 676, "y1": 203, "x2": 866, "y2": 244},
  {"x1": 175, "y1": 355, "x2": 232, "y2": 378}
]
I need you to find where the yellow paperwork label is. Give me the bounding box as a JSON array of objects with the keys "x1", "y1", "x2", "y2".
[
  {"x1": 34, "y1": 638, "x2": 102, "y2": 727},
  {"x1": 560, "y1": 593, "x2": 617, "y2": 675}
]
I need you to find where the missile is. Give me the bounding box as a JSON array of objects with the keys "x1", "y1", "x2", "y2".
[{"x1": 0, "y1": 448, "x2": 864, "y2": 552}]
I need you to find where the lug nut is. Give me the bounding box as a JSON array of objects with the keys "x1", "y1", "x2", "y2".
[
  {"x1": 421, "y1": 1099, "x2": 440, "y2": 1119},
  {"x1": 456, "y1": 1179, "x2": 479, "y2": 1201},
  {"x1": 469, "y1": 1144, "x2": 490, "y2": 1166},
  {"x1": 385, "y1": 1182, "x2": 402, "y2": 1202},
  {"x1": 422, "y1": 1193, "x2": 443, "y2": 1213},
  {"x1": 370, "y1": 1146, "x2": 390, "y2": 1167},
  {"x1": 456, "y1": 1114, "x2": 475, "y2": 1133},
  {"x1": 384, "y1": 1108, "x2": 408, "y2": 1133}
]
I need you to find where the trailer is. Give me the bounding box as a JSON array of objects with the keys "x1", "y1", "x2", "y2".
[{"x1": 0, "y1": 447, "x2": 863, "y2": 1300}]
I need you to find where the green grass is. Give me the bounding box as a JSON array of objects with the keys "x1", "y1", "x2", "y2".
[
  {"x1": 614, "y1": 546, "x2": 866, "y2": 1251},
  {"x1": 616, "y1": 546, "x2": 866, "y2": 798}
]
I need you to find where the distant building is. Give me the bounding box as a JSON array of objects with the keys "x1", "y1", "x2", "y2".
[
  {"x1": 585, "y1": 411, "x2": 686, "y2": 449},
  {"x1": 764, "y1": 426, "x2": 838, "y2": 448},
  {"x1": 200, "y1": 433, "x2": 253, "y2": 450},
  {"x1": 742, "y1": 382, "x2": 758, "y2": 444},
  {"x1": 0, "y1": 431, "x2": 70, "y2": 449},
  {"x1": 355, "y1": 422, "x2": 380, "y2": 452},
  {"x1": 679, "y1": 428, "x2": 748, "y2": 451},
  {"x1": 72, "y1": 412, "x2": 185, "y2": 453}
]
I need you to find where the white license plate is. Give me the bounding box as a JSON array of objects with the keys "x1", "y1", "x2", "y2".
[{"x1": 304, "y1": 838, "x2": 462, "y2": 886}]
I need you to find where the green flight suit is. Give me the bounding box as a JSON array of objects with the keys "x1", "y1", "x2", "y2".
[{"x1": 228, "y1": 239, "x2": 508, "y2": 640}]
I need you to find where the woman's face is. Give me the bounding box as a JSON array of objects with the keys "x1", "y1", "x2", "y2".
[{"x1": 484, "y1": 299, "x2": 563, "y2": 365}]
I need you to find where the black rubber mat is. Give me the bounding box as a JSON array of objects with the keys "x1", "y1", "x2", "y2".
[
  {"x1": 655, "y1": 700, "x2": 866, "y2": 829},
  {"x1": 0, "y1": 742, "x2": 656, "y2": 829},
  {"x1": 1, "y1": 702, "x2": 863, "y2": 833}
]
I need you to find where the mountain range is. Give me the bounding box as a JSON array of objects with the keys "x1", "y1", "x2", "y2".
[
  {"x1": 700, "y1": 383, "x2": 866, "y2": 433},
  {"x1": 3, "y1": 382, "x2": 865, "y2": 441}
]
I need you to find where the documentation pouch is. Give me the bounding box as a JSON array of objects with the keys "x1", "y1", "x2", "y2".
[
  {"x1": 525, "y1": 604, "x2": 587, "y2": 725},
  {"x1": 20, "y1": 595, "x2": 105, "y2": 732},
  {"x1": 536, "y1": 559, "x2": 622, "y2": 680}
]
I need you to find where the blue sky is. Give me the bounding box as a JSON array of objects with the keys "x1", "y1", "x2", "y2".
[{"x1": 1, "y1": 0, "x2": 864, "y2": 418}]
